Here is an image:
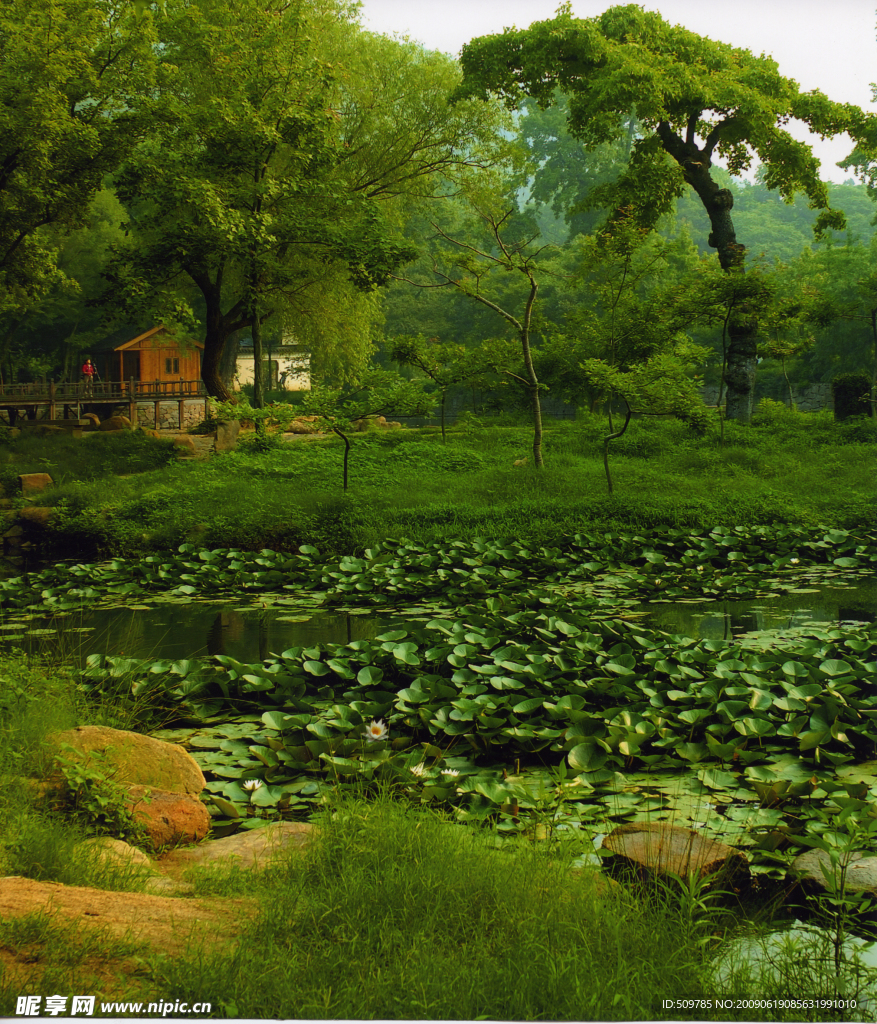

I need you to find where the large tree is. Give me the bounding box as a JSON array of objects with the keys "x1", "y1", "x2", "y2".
[
  {"x1": 105, "y1": 0, "x2": 510, "y2": 400},
  {"x1": 0, "y1": 0, "x2": 157, "y2": 310},
  {"x1": 455, "y1": 3, "x2": 876, "y2": 421}
]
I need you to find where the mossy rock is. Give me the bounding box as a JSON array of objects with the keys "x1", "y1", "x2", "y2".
[{"x1": 49, "y1": 725, "x2": 204, "y2": 796}]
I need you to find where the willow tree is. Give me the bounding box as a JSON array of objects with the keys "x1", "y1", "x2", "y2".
[{"x1": 456, "y1": 3, "x2": 876, "y2": 421}]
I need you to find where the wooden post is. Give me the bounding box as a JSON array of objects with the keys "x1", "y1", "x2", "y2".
[
  {"x1": 178, "y1": 398, "x2": 185, "y2": 430},
  {"x1": 154, "y1": 400, "x2": 160, "y2": 429},
  {"x1": 49, "y1": 380, "x2": 56, "y2": 421},
  {"x1": 128, "y1": 376, "x2": 136, "y2": 425}
]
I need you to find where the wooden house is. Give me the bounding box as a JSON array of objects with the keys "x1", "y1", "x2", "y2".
[{"x1": 114, "y1": 326, "x2": 203, "y2": 388}]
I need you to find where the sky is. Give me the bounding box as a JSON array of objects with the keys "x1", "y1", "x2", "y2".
[{"x1": 356, "y1": 0, "x2": 877, "y2": 183}]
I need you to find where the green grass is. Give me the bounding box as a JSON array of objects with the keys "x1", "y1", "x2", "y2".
[
  {"x1": 150, "y1": 798, "x2": 717, "y2": 1021},
  {"x1": 15, "y1": 409, "x2": 874, "y2": 557},
  {"x1": 0, "y1": 429, "x2": 177, "y2": 496}
]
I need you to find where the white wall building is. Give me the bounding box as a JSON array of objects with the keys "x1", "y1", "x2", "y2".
[{"x1": 235, "y1": 343, "x2": 310, "y2": 391}]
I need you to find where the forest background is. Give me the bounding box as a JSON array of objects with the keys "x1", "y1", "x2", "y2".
[{"x1": 2, "y1": 0, "x2": 877, "y2": 424}]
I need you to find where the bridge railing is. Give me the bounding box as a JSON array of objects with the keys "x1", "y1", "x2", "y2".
[{"x1": 0, "y1": 379, "x2": 208, "y2": 402}]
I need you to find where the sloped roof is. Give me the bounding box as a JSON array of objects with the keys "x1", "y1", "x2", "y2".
[{"x1": 115, "y1": 326, "x2": 204, "y2": 352}]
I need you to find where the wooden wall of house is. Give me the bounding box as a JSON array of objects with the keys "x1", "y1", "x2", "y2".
[{"x1": 118, "y1": 337, "x2": 201, "y2": 382}]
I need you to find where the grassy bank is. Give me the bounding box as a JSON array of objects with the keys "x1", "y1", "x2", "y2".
[{"x1": 3, "y1": 408, "x2": 874, "y2": 558}]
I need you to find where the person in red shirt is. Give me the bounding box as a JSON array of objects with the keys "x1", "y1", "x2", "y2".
[{"x1": 81, "y1": 357, "x2": 95, "y2": 394}]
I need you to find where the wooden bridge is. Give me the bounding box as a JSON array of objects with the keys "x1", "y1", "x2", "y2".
[{"x1": 0, "y1": 379, "x2": 209, "y2": 427}]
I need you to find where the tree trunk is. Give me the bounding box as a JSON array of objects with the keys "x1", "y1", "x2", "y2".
[
  {"x1": 602, "y1": 398, "x2": 632, "y2": 494},
  {"x1": 252, "y1": 297, "x2": 264, "y2": 410},
  {"x1": 657, "y1": 122, "x2": 756, "y2": 423},
  {"x1": 520, "y1": 281, "x2": 543, "y2": 468},
  {"x1": 218, "y1": 328, "x2": 244, "y2": 390},
  {"x1": 871, "y1": 309, "x2": 877, "y2": 420},
  {"x1": 687, "y1": 169, "x2": 755, "y2": 422},
  {"x1": 201, "y1": 316, "x2": 236, "y2": 402}
]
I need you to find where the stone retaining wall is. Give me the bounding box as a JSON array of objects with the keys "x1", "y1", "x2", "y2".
[
  {"x1": 134, "y1": 399, "x2": 210, "y2": 431},
  {"x1": 700, "y1": 382, "x2": 833, "y2": 414}
]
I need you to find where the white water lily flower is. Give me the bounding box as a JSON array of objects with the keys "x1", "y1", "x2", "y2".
[
  {"x1": 363, "y1": 719, "x2": 389, "y2": 743},
  {"x1": 242, "y1": 779, "x2": 264, "y2": 793},
  {"x1": 410, "y1": 763, "x2": 428, "y2": 777},
  {"x1": 441, "y1": 768, "x2": 460, "y2": 778},
  {"x1": 790, "y1": 557, "x2": 800, "y2": 565}
]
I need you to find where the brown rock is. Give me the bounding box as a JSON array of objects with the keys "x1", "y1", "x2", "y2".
[
  {"x1": 387, "y1": 421, "x2": 402, "y2": 429},
  {"x1": 18, "y1": 506, "x2": 52, "y2": 526},
  {"x1": 99, "y1": 415, "x2": 132, "y2": 431},
  {"x1": 172, "y1": 434, "x2": 196, "y2": 456},
  {"x1": 214, "y1": 419, "x2": 240, "y2": 452},
  {"x1": 158, "y1": 821, "x2": 313, "y2": 878},
  {"x1": 603, "y1": 823, "x2": 748, "y2": 881},
  {"x1": 18, "y1": 472, "x2": 53, "y2": 495},
  {"x1": 49, "y1": 725, "x2": 205, "y2": 796},
  {"x1": 286, "y1": 420, "x2": 317, "y2": 434},
  {"x1": 125, "y1": 785, "x2": 211, "y2": 849},
  {"x1": 82, "y1": 412, "x2": 101, "y2": 429}
]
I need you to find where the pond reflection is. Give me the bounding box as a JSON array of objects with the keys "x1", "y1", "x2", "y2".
[
  {"x1": 0, "y1": 603, "x2": 391, "y2": 665},
  {"x1": 638, "y1": 578, "x2": 876, "y2": 640}
]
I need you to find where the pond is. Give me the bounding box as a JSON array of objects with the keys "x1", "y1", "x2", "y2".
[
  {"x1": 637, "y1": 576, "x2": 877, "y2": 639},
  {"x1": 0, "y1": 602, "x2": 398, "y2": 664},
  {"x1": 4, "y1": 575, "x2": 874, "y2": 663}
]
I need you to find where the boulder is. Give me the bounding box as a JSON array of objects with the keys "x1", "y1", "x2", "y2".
[
  {"x1": 157, "y1": 821, "x2": 313, "y2": 878},
  {"x1": 286, "y1": 420, "x2": 318, "y2": 434},
  {"x1": 387, "y1": 421, "x2": 402, "y2": 429},
  {"x1": 18, "y1": 506, "x2": 52, "y2": 527},
  {"x1": 793, "y1": 849, "x2": 877, "y2": 894},
  {"x1": 124, "y1": 785, "x2": 211, "y2": 849},
  {"x1": 603, "y1": 822, "x2": 748, "y2": 882},
  {"x1": 18, "y1": 473, "x2": 53, "y2": 495},
  {"x1": 82, "y1": 412, "x2": 101, "y2": 429},
  {"x1": 172, "y1": 434, "x2": 196, "y2": 456},
  {"x1": 99, "y1": 415, "x2": 132, "y2": 431},
  {"x1": 214, "y1": 419, "x2": 240, "y2": 452},
  {"x1": 49, "y1": 725, "x2": 205, "y2": 796},
  {"x1": 77, "y1": 836, "x2": 156, "y2": 874}
]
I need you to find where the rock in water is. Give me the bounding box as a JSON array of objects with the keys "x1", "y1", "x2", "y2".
[
  {"x1": 604, "y1": 822, "x2": 748, "y2": 881},
  {"x1": 793, "y1": 849, "x2": 877, "y2": 894}
]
